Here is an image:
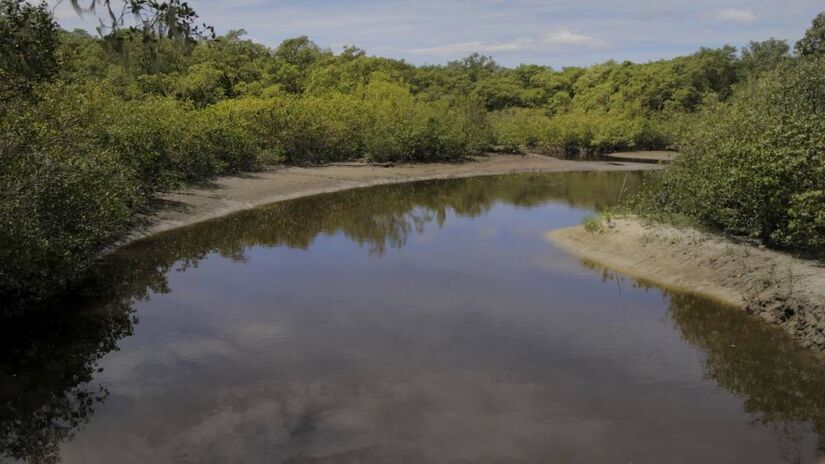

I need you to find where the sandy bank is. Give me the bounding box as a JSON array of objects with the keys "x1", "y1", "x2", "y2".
[
  {"x1": 129, "y1": 154, "x2": 655, "y2": 243},
  {"x1": 605, "y1": 151, "x2": 677, "y2": 163},
  {"x1": 548, "y1": 218, "x2": 825, "y2": 351}
]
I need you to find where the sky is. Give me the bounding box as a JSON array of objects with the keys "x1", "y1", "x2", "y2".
[{"x1": 51, "y1": 0, "x2": 824, "y2": 68}]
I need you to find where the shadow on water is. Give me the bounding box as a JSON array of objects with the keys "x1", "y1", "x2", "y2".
[
  {"x1": 582, "y1": 264, "x2": 825, "y2": 464},
  {"x1": 2, "y1": 171, "x2": 825, "y2": 463},
  {"x1": 671, "y1": 293, "x2": 825, "y2": 462},
  {"x1": 0, "y1": 294, "x2": 135, "y2": 464}
]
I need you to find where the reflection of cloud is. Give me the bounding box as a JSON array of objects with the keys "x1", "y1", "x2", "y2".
[
  {"x1": 100, "y1": 335, "x2": 238, "y2": 396},
  {"x1": 166, "y1": 337, "x2": 235, "y2": 362},
  {"x1": 475, "y1": 225, "x2": 499, "y2": 240},
  {"x1": 229, "y1": 323, "x2": 291, "y2": 347},
  {"x1": 71, "y1": 373, "x2": 612, "y2": 463}
]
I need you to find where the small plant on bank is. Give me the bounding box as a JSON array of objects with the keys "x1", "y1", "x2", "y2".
[{"x1": 582, "y1": 212, "x2": 614, "y2": 233}]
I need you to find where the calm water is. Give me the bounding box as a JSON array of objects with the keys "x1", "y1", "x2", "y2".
[{"x1": 2, "y1": 172, "x2": 825, "y2": 464}]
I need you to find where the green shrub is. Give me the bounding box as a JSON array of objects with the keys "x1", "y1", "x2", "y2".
[
  {"x1": 174, "y1": 62, "x2": 227, "y2": 106},
  {"x1": 0, "y1": 85, "x2": 264, "y2": 304},
  {"x1": 361, "y1": 78, "x2": 433, "y2": 162},
  {"x1": 489, "y1": 108, "x2": 553, "y2": 153},
  {"x1": 489, "y1": 109, "x2": 670, "y2": 157},
  {"x1": 187, "y1": 105, "x2": 261, "y2": 174},
  {"x1": 102, "y1": 96, "x2": 191, "y2": 192},
  {"x1": 582, "y1": 214, "x2": 605, "y2": 233},
  {"x1": 208, "y1": 80, "x2": 482, "y2": 165},
  {"x1": 0, "y1": 0, "x2": 60, "y2": 100},
  {"x1": 0, "y1": 105, "x2": 140, "y2": 305},
  {"x1": 634, "y1": 57, "x2": 825, "y2": 250},
  {"x1": 785, "y1": 191, "x2": 825, "y2": 248},
  {"x1": 283, "y1": 92, "x2": 365, "y2": 163},
  {"x1": 549, "y1": 113, "x2": 597, "y2": 156},
  {"x1": 104, "y1": 96, "x2": 261, "y2": 186},
  {"x1": 209, "y1": 97, "x2": 290, "y2": 164},
  {"x1": 452, "y1": 95, "x2": 494, "y2": 154}
]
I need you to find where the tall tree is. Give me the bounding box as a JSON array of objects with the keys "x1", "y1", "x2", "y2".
[
  {"x1": 795, "y1": 12, "x2": 825, "y2": 57},
  {"x1": 448, "y1": 53, "x2": 498, "y2": 83},
  {"x1": 740, "y1": 38, "x2": 790, "y2": 77}
]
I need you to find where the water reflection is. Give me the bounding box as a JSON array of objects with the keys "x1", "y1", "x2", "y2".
[
  {"x1": 0, "y1": 297, "x2": 135, "y2": 464},
  {"x1": 2, "y1": 171, "x2": 824, "y2": 463},
  {"x1": 2, "y1": 171, "x2": 638, "y2": 463},
  {"x1": 127, "y1": 171, "x2": 641, "y2": 258},
  {"x1": 580, "y1": 264, "x2": 825, "y2": 463},
  {"x1": 670, "y1": 294, "x2": 825, "y2": 461}
]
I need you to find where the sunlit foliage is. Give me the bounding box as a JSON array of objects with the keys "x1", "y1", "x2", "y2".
[{"x1": 633, "y1": 56, "x2": 825, "y2": 249}]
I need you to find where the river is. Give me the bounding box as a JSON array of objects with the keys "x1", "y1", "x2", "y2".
[{"x1": 2, "y1": 171, "x2": 824, "y2": 464}]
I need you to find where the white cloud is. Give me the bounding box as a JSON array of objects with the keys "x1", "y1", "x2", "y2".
[
  {"x1": 408, "y1": 30, "x2": 607, "y2": 56},
  {"x1": 542, "y1": 30, "x2": 609, "y2": 48},
  {"x1": 705, "y1": 8, "x2": 757, "y2": 23},
  {"x1": 408, "y1": 38, "x2": 535, "y2": 56}
]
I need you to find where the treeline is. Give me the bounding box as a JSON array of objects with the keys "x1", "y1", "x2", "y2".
[
  {"x1": 52, "y1": 28, "x2": 757, "y2": 157},
  {"x1": 1, "y1": 0, "x2": 823, "y2": 304}
]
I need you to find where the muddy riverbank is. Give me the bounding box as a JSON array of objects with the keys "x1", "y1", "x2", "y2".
[
  {"x1": 128, "y1": 154, "x2": 656, "y2": 243},
  {"x1": 549, "y1": 217, "x2": 825, "y2": 351}
]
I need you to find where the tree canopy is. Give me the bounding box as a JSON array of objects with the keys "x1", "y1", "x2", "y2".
[
  {"x1": 796, "y1": 12, "x2": 825, "y2": 57},
  {"x1": 0, "y1": 0, "x2": 59, "y2": 101}
]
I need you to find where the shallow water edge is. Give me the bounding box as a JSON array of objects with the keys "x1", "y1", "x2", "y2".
[
  {"x1": 549, "y1": 218, "x2": 825, "y2": 352},
  {"x1": 127, "y1": 155, "x2": 657, "y2": 246}
]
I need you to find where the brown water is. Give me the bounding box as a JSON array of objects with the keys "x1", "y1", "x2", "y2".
[{"x1": 2, "y1": 172, "x2": 825, "y2": 464}]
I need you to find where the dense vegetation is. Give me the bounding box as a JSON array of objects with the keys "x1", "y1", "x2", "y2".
[
  {"x1": 1, "y1": 0, "x2": 823, "y2": 305},
  {"x1": 633, "y1": 14, "x2": 825, "y2": 250}
]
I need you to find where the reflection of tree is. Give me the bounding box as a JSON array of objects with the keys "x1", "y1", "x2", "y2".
[
  {"x1": 580, "y1": 265, "x2": 825, "y2": 463},
  {"x1": 0, "y1": 288, "x2": 136, "y2": 464},
  {"x1": 582, "y1": 260, "x2": 825, "y2": 463},
  {"x1": 127, "y1": 170, "x2": 644, "y2": 261},
  {"x1": 1, "y1": 171, "x2": 643, "y2": 463},
  {"x1": 669, "y1": 293, "x2": 825, "y2": 461}
]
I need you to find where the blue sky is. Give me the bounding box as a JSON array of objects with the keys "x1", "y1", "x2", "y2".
[{"x1": 52, "y1": 0, "x2": 823, "y2": 68}]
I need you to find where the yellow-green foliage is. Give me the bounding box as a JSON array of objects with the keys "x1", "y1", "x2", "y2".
[
  {"x1": 489, "y1": 109, "x2": 670, "y2": 156},
  {"x1": 275, "y1": 93, "x2": 366, "y2": 163},
  {"x1": 488, "y1": 108, "x2": 553, "y2": 153},
  {"x1": 103, "y1": 95, "x2": 260, "y2": 187},
  {"x1": 209, "y1": 77, "x2": 488, "y2": 164},
  {"x1": 582, "y1": 214, "x2": 605, "y2": 233},
  {"x1": 360, "y1": 78, "x2": 473, "y2": 162}
]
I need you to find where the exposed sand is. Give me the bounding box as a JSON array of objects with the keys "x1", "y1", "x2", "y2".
[
  {"x1": 549, "y1": 217, "x2": 825, "y2": 351},
  {"x1": 128, "y1": 154, "x2": 656, "y2": 243},
  {"x1": 605, "y1": 151, "x2": 678, "y2": 163}
]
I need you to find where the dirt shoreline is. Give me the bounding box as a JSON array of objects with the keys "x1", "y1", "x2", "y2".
[
  {"x1": 126, "y1": 154, "x2": 656, "y2": 244},
  {"x1": 605, "y1": 151, "x2": 677, "y2": 163},
  {"x1": 548, "y1": 218, "x2": 825, "y2": 352}
]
